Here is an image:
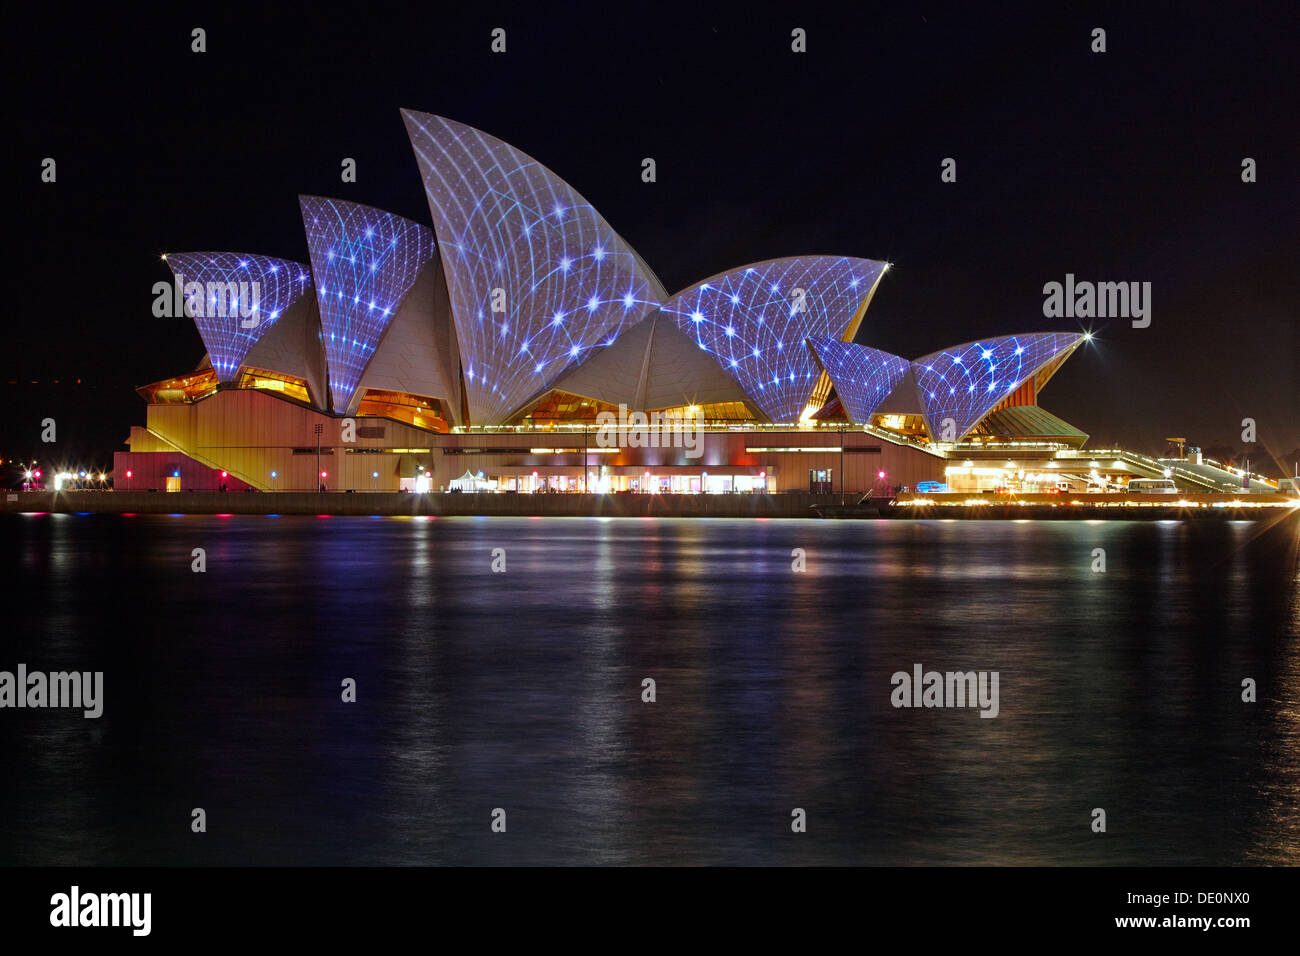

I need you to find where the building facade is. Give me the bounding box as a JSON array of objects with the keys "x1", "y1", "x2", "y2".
[{"x1": 118, "y1": 111, "x2": 1091, "y2": 496}]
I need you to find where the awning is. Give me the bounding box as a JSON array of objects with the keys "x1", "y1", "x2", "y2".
[{"x1": 976, "y1": 406, "x2": 1089, "y2": 447}]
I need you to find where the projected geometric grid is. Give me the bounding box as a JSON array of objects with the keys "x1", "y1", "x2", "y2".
[
  {"x1": 299, "y1": 196, "x2": 437, "y2": 412},
  {"x1": 163, "y1": 252, "x2": 313, "y2": 382},
  {"x1": 805, "y1": 337, "x2": 911, "y2": 424},
  {"x1": 657, "y1": 256, "x2": 888, "y2": 422},
  {"x1": 402, "y1": 109, "x2": 665, "y2": 425},
  {"x1": 911, "y1": 332, "x2": 1082, "y2": 440}
]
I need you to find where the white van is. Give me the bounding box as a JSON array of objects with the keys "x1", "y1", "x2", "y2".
[{"x1": 1126, "y1": 478, "x2": 1177, "y2": 494}]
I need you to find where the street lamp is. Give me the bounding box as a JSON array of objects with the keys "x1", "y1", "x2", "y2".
[{"x1": 372, "y1": 470, "x2": 378, "y2": 492}]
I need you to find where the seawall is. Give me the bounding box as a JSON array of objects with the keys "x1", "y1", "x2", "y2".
[{"x1": 2, "y1": 490, "x2": 1296, "y2": 520}]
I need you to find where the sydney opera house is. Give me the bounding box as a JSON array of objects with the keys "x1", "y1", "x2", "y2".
[{"x1": 115, "y1": 110, "x2": 1090, "y2": 496}]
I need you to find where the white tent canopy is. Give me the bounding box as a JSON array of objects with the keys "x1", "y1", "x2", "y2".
[{"x1": 448, "y1": 469, "x2": 492, "y2": 492}]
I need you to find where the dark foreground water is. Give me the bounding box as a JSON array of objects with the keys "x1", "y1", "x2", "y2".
[{"x1": 1, "y1": 513, "x2": 1297, "y2": 866}]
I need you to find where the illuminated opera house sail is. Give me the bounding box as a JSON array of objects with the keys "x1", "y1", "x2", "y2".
[{"x1": 117, "y1": 111, "x2": 1091, "y2": 496}]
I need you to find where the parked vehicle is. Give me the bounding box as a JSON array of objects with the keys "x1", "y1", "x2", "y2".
[
  {"x1": 915, "y1": 481, "x2": 949, "y2": 494},
  {"x1": 1126, "y1": 478, "x2": 1178, "y2": 494}
]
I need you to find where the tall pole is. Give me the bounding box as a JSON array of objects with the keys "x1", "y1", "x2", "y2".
[
  {"x1": 314, "y1": 423, "x2": 323, "y2": 493},
  {"x1": 840, "y1": 425, "x2": 844, "y2": 504}
]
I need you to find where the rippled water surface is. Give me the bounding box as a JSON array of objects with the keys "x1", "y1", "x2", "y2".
[{"x1": 1, "y1": 513, "x2": 1297, "y2": 865}]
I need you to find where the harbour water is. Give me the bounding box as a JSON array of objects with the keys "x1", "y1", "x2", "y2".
[{"x1": 1, "y1": 513, "x2": 1296, "y2": 865}]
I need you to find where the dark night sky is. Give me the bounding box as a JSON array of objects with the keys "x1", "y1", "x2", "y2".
[{"x1": 6, "y1": 3, "x2": 1298, "y2": 472}]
